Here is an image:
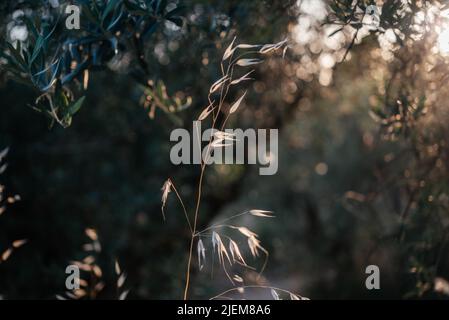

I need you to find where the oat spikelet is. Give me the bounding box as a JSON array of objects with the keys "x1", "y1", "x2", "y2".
[
  {"x1": 249, "y1": 209, "x2": 275, "y2": 218},
  {"x1": 119, "y1": 289, "x2": 130, "y2": 300},
  {"x1": 209, "y1": 75, "x2": 229, "y2": 93},
  {"x1": 229, "y1": 239, "x2": 247, "y2": 265},
  {"x1": 236, "y1": 226, "x2": 258, "y2": 239},
  {"x1": 230, "y1": 70, "x2": 255, "y2": 85},
  {"x1": 94, "y1": 282, "x2": 105, "y2": 294},
  {"x1": 236, "y1": 59, "x2": 262, "y2": 66},
  {"x1": 1, "y1": 248, "x2": 12, "y2": 262},
  {"x1": 198, "y1": 101, "x2": 215, "y2": 121},
  {"x1": 236, "y1": 44, "x2": 261, "y2": 49},
  {"x1": 161, "y1": 179, "x2": 172, "y2": 220},
  {"x1": 85, "y1": 228, "x2": 98, "y2": 241},
  {"x1": 0, "y1": 147, "x2": 9, "y2": 161},
  {"x1": 197, "y1": 238, "x2": 206, "y2": 271},
  {"x1": 117, "y1": 272, "x2": 127, "y2": 288},
  {"x1": 12, "y1": 239, "x2": 27, "y2": 248},
  {"x1": 435, "y1": 277, "x2": 449, "y2": 295},
  {"x1": 248, "y1": 236, "x2": 263, "y2": 257},
  {"x1": 83, "y1": 255, "x2": 95, "y2": 264},
  {"x1": 115, "y1": 260, "x2": 121, "y2": 275},
  {"x1": 259, "y1": 39, "x2": 288, "y2": 54},
  {"x1": 290, "y1": 293, "x2": 301, "y2": 300},
  {"x1": 92, "y1": 265, "x2": 102, "y2": 278},
  {"x1": 222, "y1": 36, "x2": 237, "y2": 61},
  {"x1": 74, "y1": 289, "x2": 87, "y2": 298},
  {"x1": 229, "y1": 91, "x2": 247, "y2": 114},
  {"x1": 212, "y1": 232, "x2": 231, "y2": 265},
  {"x1": 214, "y1": 131, "x2": 236, "y2": 141},
  {"x1": 271, "y1": 289, "x2": 280, "y2": 300}
]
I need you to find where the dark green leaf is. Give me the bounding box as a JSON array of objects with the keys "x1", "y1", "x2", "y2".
[
  {"x1": 102, "y1": 0, "x2": 121, "y2": 22},
  {"x1": 5, "y1": 42, "x2": 27, "y2": 71},
  {"x1": 68, "y1": 96, "x2": 86, "y2": 116}
]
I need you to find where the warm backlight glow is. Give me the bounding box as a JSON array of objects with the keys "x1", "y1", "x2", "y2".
[{"x1": 438, "y1": 27, "x2": 449, "y2": 55}]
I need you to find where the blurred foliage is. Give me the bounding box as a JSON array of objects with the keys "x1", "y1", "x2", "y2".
[{"x1": 0, "y1": 0, "x2": 185, "y2": 127}]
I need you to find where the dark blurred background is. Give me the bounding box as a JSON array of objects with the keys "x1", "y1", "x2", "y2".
[{"x1": 1, "y1": 0, "x2": 449, "y2": 300}]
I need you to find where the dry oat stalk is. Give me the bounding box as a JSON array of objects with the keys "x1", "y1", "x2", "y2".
[
  {"x1": 161, "y1": 179, "x2": 172, "y2": 220},
  {"x1": 156, "y1": 36, "x2": 293, "y2": 300}
]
